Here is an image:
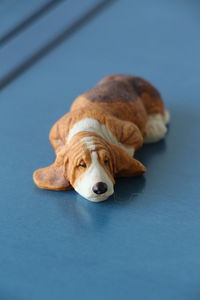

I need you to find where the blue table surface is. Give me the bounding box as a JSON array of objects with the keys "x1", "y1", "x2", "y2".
[
  {"x1": 0, "y1": 0, "x2": 103, "y2": 82},
  {"x1": 0, "y1": 0, "x2": 200, "y2": 299},
  {"x1": 0, "y1": 0, "x2": 48, "y2": 38}
]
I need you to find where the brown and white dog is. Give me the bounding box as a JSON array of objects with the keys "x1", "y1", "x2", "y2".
[{"x1": 33, "y1": 74, "x2": 170, "y2": 202}]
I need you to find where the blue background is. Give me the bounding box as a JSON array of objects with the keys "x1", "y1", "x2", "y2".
[{"x1": 0, "y1": 0, "x2": 200, "y2": 299}]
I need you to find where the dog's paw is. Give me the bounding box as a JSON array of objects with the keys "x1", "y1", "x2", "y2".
[{"x1": 144, "y1": 114, "x2": 167, "y2": 144}]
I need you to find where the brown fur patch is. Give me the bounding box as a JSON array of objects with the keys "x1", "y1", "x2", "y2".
[
  {"x1": 98, "y1": 74, "x2": 161, "y2": 98},
  {"x1": 70, "y1": 97, "x2": 148, "y2": 135},
  {"x1": 83, "y1": 80, "x2": 138, "y2": 103}
]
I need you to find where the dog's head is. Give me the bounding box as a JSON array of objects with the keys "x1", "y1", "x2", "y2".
[{"x1": 33, "y1": 132, "x2": 146, "y2": 202}]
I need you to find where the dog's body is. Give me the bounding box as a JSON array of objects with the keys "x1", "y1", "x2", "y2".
[{"x1": 33, "y1": 74, "x2": 170, "y2": 201}]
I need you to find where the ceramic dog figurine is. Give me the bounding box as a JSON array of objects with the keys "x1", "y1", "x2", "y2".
[{"x1": 33, "y1": 74, "x2": 170, "y2": 202}]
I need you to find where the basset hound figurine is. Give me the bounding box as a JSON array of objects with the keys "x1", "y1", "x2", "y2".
[{"x1": 33, "y1": 74, "x2": 170, "y2": 202}]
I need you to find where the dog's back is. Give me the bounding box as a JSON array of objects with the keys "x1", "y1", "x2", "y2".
[{"x1": 70, "y1": 74, "x2": 165, "y2": 135}]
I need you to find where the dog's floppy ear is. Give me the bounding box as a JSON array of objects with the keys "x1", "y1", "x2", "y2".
[
  {"x1": 106, "y1": 116, "x2": 143, "y2": 151},
  {"x1": 33, "y1": 148, "x2": 72, "y2": 190},
  {"x1": 111, "y1": 144, "x2": 146, "y2": 177}
]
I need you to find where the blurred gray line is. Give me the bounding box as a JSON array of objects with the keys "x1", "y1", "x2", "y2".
[
  {"x1": 0, "y1": 0, "x2": 115, "y2": 91},
  {"x1": 0, "y1": 0, "x2": 65, "y2": 46}
]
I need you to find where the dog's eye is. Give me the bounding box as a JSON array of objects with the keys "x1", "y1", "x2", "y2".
[
  {"x1": 79, "y1": 161, "x2": 86, "y2": 168},
  {"x1": 104, "y1": 159, "x2": 109, "y2": 164}
]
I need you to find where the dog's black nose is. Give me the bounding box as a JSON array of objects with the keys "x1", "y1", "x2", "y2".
[{"x1": 92, "y1": 182, "x2": 108, "y2": 194}]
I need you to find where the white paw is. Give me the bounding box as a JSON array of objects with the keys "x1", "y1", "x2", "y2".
[
  {"x1": 144, "y1": 114, "x2": 167, "y2": 144},
  {"x1": 163, "y1": 109, "x2": 170, "y2": 125}
]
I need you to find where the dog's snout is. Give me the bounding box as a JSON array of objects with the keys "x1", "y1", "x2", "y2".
[{"x1": 92, "y1": 182, "x2": 108, "y2": 194}]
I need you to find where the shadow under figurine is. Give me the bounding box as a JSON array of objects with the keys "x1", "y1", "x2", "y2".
[{"x1": 33, "y1": 74, "x2": 170, "y2": 202}]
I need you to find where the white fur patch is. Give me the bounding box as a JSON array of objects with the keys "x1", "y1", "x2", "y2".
[
  {"x1": 81, "y1": 136, "x2": 96, "y2": 151},
  {"x1": 67, "y1": 118, "x2": 134, "y2": 156},
  {"x1": 144, "y1": 112, "x2": 169, "y2": 144},
  {"x1": 74, "y1": 152, "x2": 114, "y2": 202}
]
